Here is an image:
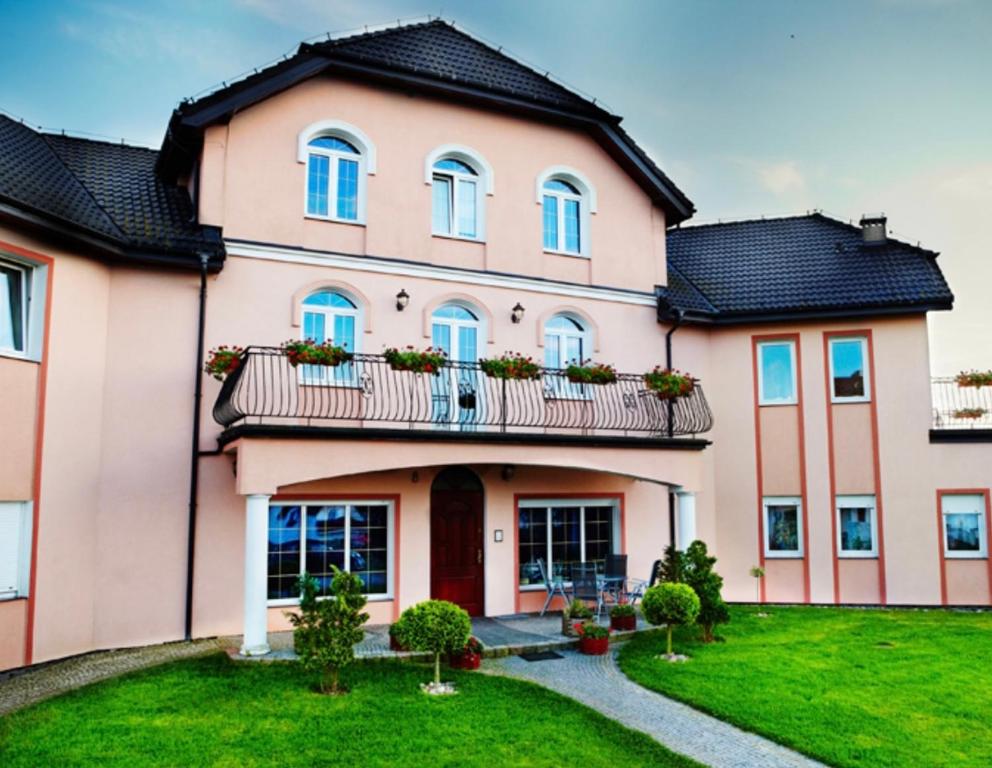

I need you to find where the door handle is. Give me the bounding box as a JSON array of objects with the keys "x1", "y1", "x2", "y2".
[{"x1": 477, "y1": 548, "x2": 483, "y2": 564}]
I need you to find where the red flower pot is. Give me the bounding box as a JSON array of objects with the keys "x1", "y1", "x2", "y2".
[
  {"x1": 389, "y1": 635, "x2": 407, "y2": 652},
  {"x1": 610, "y1": 614, "x2": 637, "y2": 632},
  {"x1": 579, "y1": 636, "x2": 610, "y2": 655},
  {"x1": 449, "y1": 651, "x2": 482, "y2": 670}
]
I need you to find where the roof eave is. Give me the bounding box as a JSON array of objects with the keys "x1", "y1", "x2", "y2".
[{"x1": 664, "y1": 300, "x2": 954, "y2": 327}]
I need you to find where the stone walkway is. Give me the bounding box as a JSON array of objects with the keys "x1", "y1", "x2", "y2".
[
  {"x1": 485, "y1": 646, "x2": 824, "y2": 768},
  {"x1": 0, "y1": 638, "x2": 223, "y2": 717}
]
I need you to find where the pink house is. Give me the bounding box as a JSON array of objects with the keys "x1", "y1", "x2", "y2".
[{"x1": 1, "y1": 20, "x2": 989, "y2": 670}]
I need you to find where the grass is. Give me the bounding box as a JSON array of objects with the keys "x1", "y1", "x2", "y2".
[
  {"x1": 618, "y1": 605, "x2": 992, "y2": 768},
  {"x1": 0, "y1": 653, "x2": 699, "y2": 767}
]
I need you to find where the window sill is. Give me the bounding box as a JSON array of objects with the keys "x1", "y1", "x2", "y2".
[
  {"x1": 944, "y1": 553, "x2": 988, "y2": 560},
  {"x1": 543, "y1": 248, "x2": 589, "y2": 260},
  {"x1": 304, "y1": 214, "x2": 366, "y2": 227},
  {"x1": 519, "y1": 584, "x2": 545, "y2": 592},
  {"x1": 758, "y1": 400, "x2": 799, "y2": 408},
  {"x1": 838, "y1": 553, "x2": 879, "y2": 559},
  {"x1": 763, "y1": 553, "x2": 804, "y2": 559},
  {"x1": 0, "y1": 349, "x2": 38, "y2": 364},
  {"x1": 432, "y1": 232, "x2": 485, "y2": 245},
  {"x1": 0, "y1": 594, "x2": 27, "y2": 603},
  {"x1": 268, "y1": 594, "x2": 393, "y2": 608},
  {"x1": 831, "y1": 397, "x2": 872, "y2": 405}
]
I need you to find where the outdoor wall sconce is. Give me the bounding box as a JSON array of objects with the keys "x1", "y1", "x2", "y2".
[
  {"x1": 411, "y1": 470, "x2": 419, "y2": 483},
  {"x1": 396, "y1": 289, "x2": 410, "y2": 311},
  {"x1": 501, "y1": 464, "x2": 516, "y2": 481},
  {"x1": 511, "y1": 302, "x2": 525, "y2": 323}
]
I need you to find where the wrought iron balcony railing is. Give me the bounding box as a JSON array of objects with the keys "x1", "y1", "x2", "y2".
[
  {"x1": 932, "y1": 377, "x2": 992, "y2": 429},
  {"x1": 212, "y1": 347, "x2": 713, "y2": 439}
]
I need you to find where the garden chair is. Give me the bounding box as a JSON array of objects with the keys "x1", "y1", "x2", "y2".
[
  {"x1": 537, "y1": 558, "x2": 570, "y2": 616},
  {"x1": 572, "y1": 563, "x2": 604, "y2": 620},
  {"x1": 625, "y1": 558, "x2": 663, "y2": 605}
]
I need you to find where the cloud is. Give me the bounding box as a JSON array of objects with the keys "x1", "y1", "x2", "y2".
[{"x1": 757, "y1": 161, "x2": 807, "y2": 197}]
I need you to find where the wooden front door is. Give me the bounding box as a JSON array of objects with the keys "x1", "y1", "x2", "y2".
[{"x1": 430, "y1": 489, "x2": 484, "y2": 616}]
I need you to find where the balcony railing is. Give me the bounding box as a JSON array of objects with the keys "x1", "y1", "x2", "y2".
[
  {"x1": 932, "y1": 377, "x2": 992, "y2": 429},
  {"x1": 212, "y1": 347, "x2": 714, "y2": 439}
]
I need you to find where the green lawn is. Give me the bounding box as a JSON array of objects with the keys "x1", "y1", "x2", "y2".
[
  {"x1": 618, "y1": 605, "x2": 992, "y2": 768},
  {"x1": 0, "y1": 653, "x2": 699, "y2": 768}
]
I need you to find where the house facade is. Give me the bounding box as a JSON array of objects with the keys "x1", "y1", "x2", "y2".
[{"x1": 1, "y1": 20, "x2": 989, "y2": 670}]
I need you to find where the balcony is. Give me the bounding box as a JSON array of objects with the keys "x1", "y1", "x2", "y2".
[
  {"x1": 212, "y1": 347, "x2": 713, "y2": 446},
  {"x1": 931, "y1": 377, "x2": 992, "y2": 442}
]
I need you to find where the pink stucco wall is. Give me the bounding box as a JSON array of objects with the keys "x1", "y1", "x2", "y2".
[{"x1": 0, "y1": 357, "x2": 36, "y2": 500}]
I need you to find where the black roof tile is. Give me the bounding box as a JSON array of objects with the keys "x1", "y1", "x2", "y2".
[{"x1": 662, "y1": 213, "x2": 953, "y2": 322}]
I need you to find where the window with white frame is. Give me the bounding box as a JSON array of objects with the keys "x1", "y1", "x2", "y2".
[
  {"x1": 941, "y1": 493, "x2": 988, "y2": 558},
  {"x1": 300, "y1": 290, "x2": 359, "y2": 385},
  {"x1": 757, "y1": 340, "x2": 798, "y2": 405},
  {"x1": 267, "y1": 501, "x2": 393, "y2": 602},
  {"x1": 763, "y1": 496, "x2": 803, "y2": 557},
  {"x1": 518, "y1": 499, "x2": 619, "y2": 586},
  {"x1": 431, "y1": 158, "x2": 481, "y2": 240},
  {"x1": 544, "y1": 313, "x2": 590, "y2": 399},
  {"x1": 0, "y1": 259, "x2": 30, "y2": 356},
  {"x1": 542, "y1": 179, "x2": 584, "y2": 255},
  {"x1": 0, "y1": 502, "x2": 32, "y2": 600},
  {"x1": 829, "y1": 336, "x2": 870, "y2": 402},
  {"x1": 837, "y1": 495, "x2": 877, "y2": 557},
  {"x1": 305, "y1": 136, "x2": 362, "y2": 222}
]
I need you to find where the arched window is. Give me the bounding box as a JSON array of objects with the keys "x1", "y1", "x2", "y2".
[
  {"x1": 301, "y1": 290, "x2": 359, "y2": 384},
  {"x1": 305, "y1": 136, "x2": 363, "y2": 222},
  {"x1": 432, "y1": 158, "x2": 480, "y2": 239},
  {"x1": 430, "y1": 303, "x2": 482, "y2": 428},
  {"x1": 544, "y1": 313, "x2": 588, "y2": 369},
  {"x1": 542, "y1": 179, "x2": 584, "y2": 255}
]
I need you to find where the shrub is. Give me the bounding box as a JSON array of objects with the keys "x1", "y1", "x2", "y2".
[
  {"x1": 610, "y1": 603, "x2": 636, "y2": 618},
  {"x1": 684, "y1": 540, "x2": 730, "y2": 642},
  {"x1": 287, "y1": 569, "x2": 369, "y2": 694},
  {"x1": 388, "y1": 617, "x2": 409, "y2": 650},
  {"x1": 400, "y1": 600, "x2": 472, "y2": 686},
  {"x1": 658, "y1": 543, "x2": 686, "y2": 583},
  {"x1": 567, "y1": 599, "x2": 594, "y2": 620},
  {"x1": 641, "y1": 582, "x2": 700, "y2": 656}
]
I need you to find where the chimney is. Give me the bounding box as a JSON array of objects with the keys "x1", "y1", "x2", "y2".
[{"x1": 859, "y1": 214, "x2": 887, "y2": 245}]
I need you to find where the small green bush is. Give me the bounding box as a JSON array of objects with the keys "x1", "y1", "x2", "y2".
[
  {"x1": 641, "y1": 582, "x2": 700, "y2": 656},
  {"x1": 658, "y1": 543, "x2": 686, "y2": 583},
  {"x1": 287, "y1": 569, "x2": 369, "y2": 694},
  {"x1": 684, "y1": 540, "x2": 730, "y2": 642},
  {"x1": 578, "y1": 621, "x2": 610, "y2": 639},
  {"x1": 567, "y1": 599, "x2": 594, "y2": 620},
  {"x1": 400, "y1": 600, "x2": 471, "y2": 686},
  {"x1": 610, "y1": 603, "x2": 636, "y2": 618}
]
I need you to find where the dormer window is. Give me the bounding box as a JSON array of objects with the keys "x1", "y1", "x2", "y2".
[
  {"x1": 432, "y1": 158, "x2": 479, "y2": 239},
  {"x1": 306, "y1": 137, "x2": 361, "y2": 221}
]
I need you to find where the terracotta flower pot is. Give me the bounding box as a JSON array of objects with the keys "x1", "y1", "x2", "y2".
[
  {"x1": 610, "y1": 614, "x2": 637, "y2": 632},
  {"x1": 579, "y1": 635, "x2": 610, "y2": 655},
  {"x1": 449, "y1": 650, "x2": 482, "y2": 670}
]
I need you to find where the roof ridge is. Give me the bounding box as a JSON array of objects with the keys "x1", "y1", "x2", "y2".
[
  {"x1": 671, "y1": 212, "x2": 819, "y2": 231},
  {"x1": 317, "y1": 18, "x2": 440, "y2": 48},
  {"x1": 43, "y1": 130, "x2": 158, "y2": 153}
]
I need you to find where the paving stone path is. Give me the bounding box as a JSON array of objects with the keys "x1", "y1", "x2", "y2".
[
  {"x1": 0, "y1": 638, "x2": 223, "y2": 717},
  {"x1": 485, "y1": 646, "x2": 824, "y2": 768}
]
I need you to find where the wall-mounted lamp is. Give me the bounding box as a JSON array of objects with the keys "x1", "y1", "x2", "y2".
[
  {"x1": 411, "y1": 470, "x2": 419, "y2": 483},
  {"x1": 501, "y1": 464, "x2": 516, "y2": 481},
  {"x1": 511, "y1": 302, "x2": 525, "y2": 324},
  {"x1": 396, "y1": 289, "x2": 410, "y2": 311}
]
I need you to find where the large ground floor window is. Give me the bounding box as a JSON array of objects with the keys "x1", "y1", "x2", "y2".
[
  {"x1": 267, "y1": 501, "x2": 393, "y2": 603},
  {"x1": 518, "y1": 498, "x2": 620, "y2": 586}
]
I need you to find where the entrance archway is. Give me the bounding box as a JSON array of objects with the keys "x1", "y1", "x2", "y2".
[{"x1": 430, "y1": 467, "x2": 485, "y2": 615}]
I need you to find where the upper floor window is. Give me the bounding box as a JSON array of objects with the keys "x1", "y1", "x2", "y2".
[
  {"x1": 301, "y1": 290, "x2": 359, "y2": 384},
  {"x1": 829, "y1": 336, "x2": 871, "y2": 403},
  {"x1": 0, "y1": 260, "x2": 27, "y2": 355},
  {"x1": 757, "y1": 339, "x2": 797, "y2": 406},
  {"x1": 542, "y1": 179, "x2": 583, "y2": 255},
  {"x1": 432, "y1": 159, "x2": 479, "y2": 239},
  {"x1": 306, "y1": 136, "x2": 361, "y2": 222},
  {"x1": 544, "y1": 313, "x2": 587, "y2": 369}
]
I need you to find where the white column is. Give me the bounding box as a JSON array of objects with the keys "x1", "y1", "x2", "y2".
[
  {"x1": 676, "y1": 491, "x2": 697, "y2": 550},
  {"x1": 241, "y1": 493, "x2": 271, "y2": 656}
]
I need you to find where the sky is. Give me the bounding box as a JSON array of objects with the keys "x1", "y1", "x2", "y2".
[{"x1": 1, "y1": 0, "x2": 989, "y2": 374}]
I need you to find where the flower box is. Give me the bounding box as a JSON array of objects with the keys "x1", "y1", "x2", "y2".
[
  {"x1": 953, "y1": 407, "x2": 987, "y2": 420},
  {"x1": 643, "y1": 367, "x2": 695, "y2": 400},
  {"x1": 565, "y1": 361, "x2": 618, "y2": 385},
  {"x1": 479, "y1": 353, "x2": 541, "y2": 381},
  {"x1": 281, "y1": 339, "x2": 352, "y2": 368},
  {"x1": 955, "y1": 370, "x2": 992, "y2": 388},
  {"x1": 576, "y1": 622, "x2": 610, "y2": 655},
  {"x1": 383, "y1": 346, "x2": 447, "y2": 375},
  {"x1": 610, "y1": 613, "x2": 637, "y2": 632},
  {"x1": 204, "y1": 345, "x2": 245, "y2": 381},
  {"x1": 449, "y1": 637, "x2": 483, "y2": 670}
]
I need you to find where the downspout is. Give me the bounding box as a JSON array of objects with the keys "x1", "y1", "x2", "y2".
[
  {"x1": 184, "y1": 253, "x2": 210, "y2": 642},
  {"x1": 664, "y1": 308, "x2": 684, "y2": 546}
]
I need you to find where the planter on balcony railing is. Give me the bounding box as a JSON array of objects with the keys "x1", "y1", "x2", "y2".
[
  {"x1": 204, "y1": 345, "x2": 245, "y2": 381},
  {"x1": 211, "y1": 347, "x2": 714, "y2": 438},
  {"x1": 565, "y1": 361, "x2": 618, "y2": 385},
  {"x1": 479, "y1": 353, "x2": 541, "y2": 381},
  {"x1": 955, "y1": 370, "x2": 992, "y2": 388},
  {"x1": 643, "y1": 367, "x2": 696, "y2": 401},
  {"x1": 932, "y1": 376, "x2": 992, "y2": 429},
  {"x1": 281, "y1": 339, "x2": 352, "y2": 368}
]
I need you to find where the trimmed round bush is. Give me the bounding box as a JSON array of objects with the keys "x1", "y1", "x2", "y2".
[
  {"x1": 400, "y1": 600, "x2": 472, "y2": 685},
  {"x1": 641, "y1": 582, "x2": 701, "y2": 655}
]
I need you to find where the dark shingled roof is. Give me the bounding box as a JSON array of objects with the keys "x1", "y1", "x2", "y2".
[
  {"x1": 0, "y1": 114, "x2": 222, "y2": 267},
  {"x1": 661, "y1": 213, "x2": 953, "y2": 323}
]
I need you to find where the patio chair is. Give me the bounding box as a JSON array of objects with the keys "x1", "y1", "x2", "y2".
[
  {"x1": 626, "y1": 558, "x2": 663, "y2": 605},
  {"x1": 602, "y1": 554, "x2": 628, "y2": 604},
  {"x1": 536, "y1": 558, "x2": 570, "y2": 616},
  {"x1": 572, "y1": 563, "x2": 604, "y2": 620}
]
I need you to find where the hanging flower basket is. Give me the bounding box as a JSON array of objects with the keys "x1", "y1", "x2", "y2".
[
  {"x1": 479, "y1": 352, "x2": 541, "y2": 381},
  {"x1": 204, "y1": 345, "x2": 245, "y2": 381},
  {"x1": 953, "y1": 407, "x2": 987, "y2": 420},
  {"x1": 565, "y1": 361, "x2": 618, "y2": 385},
  {"x1": 281, "y1": 339, "x2": 352, "y2": 368},
  {"x1": 383, "y1": 346, "x2": 448, "y2": 375},
  {"x1": 643, "y1": 367, "x2": 696, "y2": 400},
  {"x1": 955, "y1": 370, "x2": 992, "y2": 388}
]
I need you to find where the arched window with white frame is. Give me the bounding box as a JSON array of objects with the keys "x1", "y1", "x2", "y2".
[
  {"x1": 542, "y1": 179, "x2": 583, "y2": 255},
  {"x1": 430, "y1": 302, "x2": 483, "y2": 428},
  {"x1": 298, "y1": 120, "x2": 375, "y2": 224},
  {"x1": 426, "y1": 146, "x2": 492, "y2": 241},
  {"x1": 300, "y1": 289, "x2": 360, "y2": 384},
  {"x1": 544, "y1": 313, "x2": 590, "y2": 398}
]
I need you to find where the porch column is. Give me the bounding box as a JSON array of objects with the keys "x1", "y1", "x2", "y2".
[
  {"x1": 241, "y1": 493, "x2": 271, "y2": 656},
  {"x1": 676, "y1": 491, "x2": 697, "y2": 550}
]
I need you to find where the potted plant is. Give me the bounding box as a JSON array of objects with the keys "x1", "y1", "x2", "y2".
[
  {"x1": 383, "y1": 345, "x2": 448, "y2": 375},
  {"x1": 388, "y1": 618, "x2": 408, "y2": 652},
  {"x1": 562, "y1": 599, "x2": 593, "y2": 636},
  {"x1": 576, "y1": 621, "x2": 610, "y2": 655},
  {"x1": 565, "y1": 360, "x2": 617, "y2": 385},
  {"x1": 479, "y1": 352, "x2": 542, "y2": 381},
  {"x1": 449, "y1": 636, "x2": 484, "y2": 670},
  {"x1": 609, "y1": 603, "x2": 637, "y2": 632},
  {"x1": 281, "y1": 339, "x2": 352, "y2": 367},
  {"x1": 399, "y1": 599, "x2": 471, "y2": 695},
  {"x1": 953, "y1": 407, "x2": 987, "y2": 419},
  {"x1": 643, "y1": 367, "x2": 695, "y2": 400},
  {"x1": 204, "y1": 345, "x2": 245, "y2": 381},
  {"x1": 955, "y1": 370, "x2": 992, "y2": 388}
]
